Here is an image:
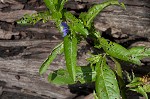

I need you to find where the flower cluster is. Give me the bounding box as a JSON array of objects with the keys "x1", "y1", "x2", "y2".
[{"x1": 60, "y1": 22, "x2": 69, "y2": 37}]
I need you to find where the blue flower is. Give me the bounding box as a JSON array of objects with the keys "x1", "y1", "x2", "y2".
[{"x1": 60, "y1": 22, "x2": 69, "y2": 37}]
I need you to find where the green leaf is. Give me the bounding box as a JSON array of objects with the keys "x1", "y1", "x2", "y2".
[
  {"x1": 130, "y1": 86, "x2": 148, "y2": 99},
  {"x1": 16, "y1": 14, "x2": 33, "y2": 25},
  {"x1": 64, "y1": 12, "x2": 89, "y2": 36},
  {"x1": 126, "y1": 81, "x2": 142, "y2": 88},
  {"x1": 129, "y1": 46, "x2": 150, "y2": 60},
  {"x1": 126, "y1": 77, "x2": 143, "y2": 88},
  {"x1": 43, "y1": 0, "x2": 63, "y2": 24},
  {"x1": 51, "y1": 11, "x2": 62, "y2": 21},
  {"x1": 111, "y1": 57, "x2": 123, "y2": 79},
  {"x1": 76, "y1": 66, "x2": 96, "y2": 83},
  {"x1": 64, "y1": 35, "x2": 77, "y2": 81},
  {"x1": 93, "y1": 91, "x2": 99, "y2": 99},
  {"x1": 39, "y1": 42, "x2": 64, "y2": 75},
  {"x1": 95, "y1": 56, "x2": 120, "y2": 99},
  {"x1": 17, "y1": 11, "x2": 51, "y2": 25},
  {"x1": 127, "y1": 75, "x2": 150, "y2": 98},
  {"x1": 143, "y1": 84, "x2": 150, "y2": 92},
  {"x1": 64, "y1": 12, "x2": 77, "y2": 22},
  {"x1": 80, "y1": 0, "x2": 125, "y2": 28},
  {"x1": 99, "y1": 38, "x2": 141, "y2": 65},
  {"x1": 44, "y1": 0, "x2": 57, "y2": 12},
  {"x1": 87, "y1": 54, "x2": 102, "y2": 65},
  {"x1": 48, "y1": 66, "x2": 96, "y2": 85},
  {"x1": 79, "y1": 12, "x2": 86, "y2": 25},
  {"x1": 48, "y1": 68, "x2": 74, "y2": 85},
  {"x1": 57, "y1": 0, "x2": 68, "y2": 11},
  {"x1": 73, "y1": 21, "x2": 89, "y2": 36},
  {"x1": 111, "y1": 57, "x2": 126, "y2": 99}
]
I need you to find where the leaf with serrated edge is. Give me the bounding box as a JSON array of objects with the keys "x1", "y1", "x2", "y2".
[
  {"x1": 95, "y1": 56, "x2": 120, "y2": 99},
  {"x1": 39, "y1": 42, "x2": 64, "y2": 75}
]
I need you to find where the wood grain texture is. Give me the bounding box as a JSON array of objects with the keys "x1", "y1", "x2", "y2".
[
  {"x1": 0, "y1": 40, "x2": 73, "y2": 99},
  {"x1": 77, "y1": 0, "x2": 150, "y2": 38},
  {"x1": 65, "y1": 0, "x2": 150, "y2": 39},
  {"x1": 0, "y1": 0, "x2": 149, "y2": 98}
]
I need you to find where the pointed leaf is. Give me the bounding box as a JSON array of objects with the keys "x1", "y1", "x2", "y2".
[
  {"x1": 95, "y1": 57, "x2": 120, "y2": 99},
  {"x1": 64, "y1": 35, "x2": 77, "y2": 81},
  {"x1": 99, "y1": 38, "x2": 141, "y2": 65},
  {"x1": 143, "y1": 84, "x2": 150, "y2": 92},
  {"x1": 129, "y1": 46, "x2": 150, "y2": 60},
  {"x1": 73, "y1": 21, "x2": 89, "y2": 36},
  {"x1": 39, "y1": 42, "x2": 64, "y2": 75},
  {"x1": 111, "y1": 57, "x2": 126, "y2": 99},
  {"x1": 130, "y1": 86, "x2": 148, "y2": 99},
  {"x1": 126, "y1": 77, "x2": 142, "y2": 88},
  {"x1": 80, "y1": 0, "x2": 125, "y2": 28},
  {"x1": 48, "y1": 68, "x2": 74, "y2": 85},
  {"x1": 64, "y1": 12, "x2": 89, "y2": 36},
  {"x1": 79, "y1": 12, "x2": 86, "y2": 25},
  {"x1": 126, "y1": 81, "x2": 143, "y2": 88},
  {"x1": 76, "y1": 66, "x2": 96, "y2": 83},
  {"x1": 44, "y1": 0, "x2": 57, "y2": 12},
  {"x1": 57, "y1": 0, "x2": 68, "y2": 11},
  {"x1": 93, "y1": 91, "x2": 99, "y2": 99},
  {"x1": 43, "y1": 0, "x2": 63, "y2": 23},
  {"x1": 48, "y1": 66, "x2": 96, "y2": 85},
  {"x1": 51, "y1": 11, "x2": 62, "y2": 21},
  {"x1": 111, "y1": 57, "x2": 123, "y2": 78}
]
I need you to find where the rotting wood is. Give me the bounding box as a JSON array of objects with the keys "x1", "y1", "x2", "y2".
[
  {"x1": 0, "y1": 39, "x2": 89, "y2": 98},
  {"x1": 0, "y1": 0, "x2": 149, "y2": 98},
  {"x1": 0, "y1": 40, "x2": 74, "y2": 99},
  {"x1": 0, "y1": 10, "x2": 37, "y2": 23}
]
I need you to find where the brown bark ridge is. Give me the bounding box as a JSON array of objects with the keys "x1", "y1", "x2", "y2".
[{"x1": 0, "y1": 0, "x2": 149, "y2": 99}]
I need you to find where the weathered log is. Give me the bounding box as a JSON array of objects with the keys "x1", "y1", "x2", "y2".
[
  {"x1": 72, "y1": 0, "x2": 150, "y2": 38},
  {"x1": 0, "y1": 10, "x2": 37, "y2": 23},
  {"x1": 0, "y1": 39, "x2": 90, "y2": 98},
  {"x1": 0, "y1": 0, "x2": 149, "y2": 98},
  {"x1": 0, "y1": 40, "x2": 72, "y2": 99}
]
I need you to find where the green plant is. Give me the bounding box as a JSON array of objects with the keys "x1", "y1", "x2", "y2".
[{"x1": 17, "y1": 0, "x2": 150, "y2": 99}]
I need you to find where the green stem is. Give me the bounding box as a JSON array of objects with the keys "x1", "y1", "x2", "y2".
[{"x1": 111, "y1": 57, "x2": 127, "y2": 99}]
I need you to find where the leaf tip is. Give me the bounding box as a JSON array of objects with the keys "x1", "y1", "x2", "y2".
[
  {"x1": 39, "y1": 67, "x2": 44, "y2": 75},
  {"x1": 120, "y1": 2, "x2": 126, "y2": 10}
]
